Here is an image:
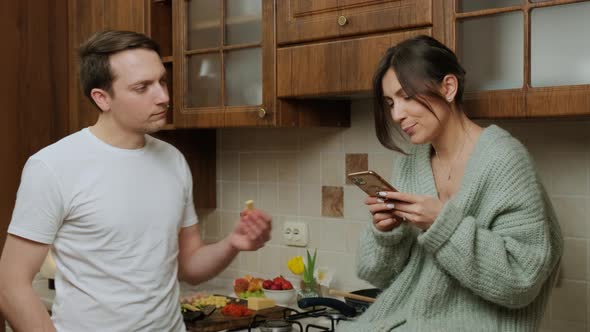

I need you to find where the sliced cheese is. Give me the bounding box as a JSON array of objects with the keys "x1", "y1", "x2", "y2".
[
  {"x1": 247, "y1": 297, "x2": 275, "y2": 310},
  {"x1": 245, "y1": 199, "x2": 255, "y2": 210}
]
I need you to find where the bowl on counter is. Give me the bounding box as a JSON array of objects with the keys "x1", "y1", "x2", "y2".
[{"x1": 262, "y1": 288, "x2": 297, "y2": 305}]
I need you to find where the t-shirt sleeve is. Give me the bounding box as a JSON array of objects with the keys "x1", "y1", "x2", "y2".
[
  {"x1": 8, "y1": 158, "x2": 65, "y2": 244},
  {"x1": 180, "y1": 156, "x2": 198, "y2": 228}
]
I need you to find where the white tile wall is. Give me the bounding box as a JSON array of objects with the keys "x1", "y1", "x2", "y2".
[{"x1": 209, "y1": 99, "x2": 590, "y2": 331}]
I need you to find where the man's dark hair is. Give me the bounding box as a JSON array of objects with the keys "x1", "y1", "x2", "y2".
[
  {"x1": 78, "y1": 30, "x2": 161, "y2": 110},
  {"x1": 372, "y1": 35, "x2": 466, "y2": 153}
]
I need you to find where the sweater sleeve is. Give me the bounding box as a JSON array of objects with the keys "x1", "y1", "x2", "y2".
[
  {"x1": 356, "y1": 222, "x2": 417, "y2": 289},
  {"x1": 418, "y1": 148, "x2": 563, "y2": 309}
]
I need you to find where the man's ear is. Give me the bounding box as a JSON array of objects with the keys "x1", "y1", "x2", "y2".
[
  {"x1": 90, "y1": 88, "x2": 112, "y2": 112},
  {"x1": 440, "y1": 74, "x2": 458, "y2": 103}
]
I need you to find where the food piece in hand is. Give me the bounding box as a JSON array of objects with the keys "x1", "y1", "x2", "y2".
[
  {"x1": 247, "y1": 297, "x2": 275, "y2": 310},
  {"x1": 244, "y1": 199, "x2": 254, "y2": 210}
]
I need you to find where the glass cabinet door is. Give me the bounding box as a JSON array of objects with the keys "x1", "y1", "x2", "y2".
[
  {"x1": 184, "y1": 0, "x2": 263, "y2": 110},
  {"x1": 531, "y1": 1, "x2": 590, "y2": 87}
]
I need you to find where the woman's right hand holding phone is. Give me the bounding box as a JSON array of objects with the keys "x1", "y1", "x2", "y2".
[{"x1": 365, "y1": 193, "x2": 400, "y2": 232}]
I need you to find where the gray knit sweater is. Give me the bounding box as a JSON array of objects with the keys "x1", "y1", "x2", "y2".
[{"x1": 339, "y1": 125, "x2": 563, "y2": 332}]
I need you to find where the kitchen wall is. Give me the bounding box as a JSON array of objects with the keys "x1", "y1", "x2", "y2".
[{"x1": 202, "y1": 99, "x2": 590, "y2": 332}]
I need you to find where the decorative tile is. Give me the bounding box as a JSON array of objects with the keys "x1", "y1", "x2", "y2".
[
  {"x1": 322, "y1": 186, "x2": 344, "y2": 218},
  {"x1": 345, "y1": 153, "x2": 368, "y2": 184}
]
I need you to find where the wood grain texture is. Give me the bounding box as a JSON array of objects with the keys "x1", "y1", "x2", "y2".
[
  {"x1": 322, "y1": 186, "x2": 344, "y2": 218},
  {"x1": 155, "y1": 129, "x2": 217, "y2": 208},
  {"x1": 527, "y1": 86, "x2": 590, "y2": 117},
  {"x1": 149, "y1": 0, "x2": 173, "y2": 57},
  {"x1": 185, "y1": 297, "x2": 285, "y2": 332},
  {"x1": 277, "y1": 28, "x2": 431, "y2": 97},
  {"x1": 0, "y1": 0, "x2": 69, "y2": 328},
  {"x1": 463, "y1": 90, "x2": 526, "y2": 119},
  {"x1": 276, "y1": 99, "x2": 351, "y2": 128},
  {"x1": 277, "y1": 0, "x2": 432, "y2": 45},
  {"x1": 345, "y1": 154, "x2": 369, "y2": 184}
]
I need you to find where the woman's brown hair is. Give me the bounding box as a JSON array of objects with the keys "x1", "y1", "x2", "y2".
[{"x1": 372, "y1": 35, "x2": 466, "y2": 152}]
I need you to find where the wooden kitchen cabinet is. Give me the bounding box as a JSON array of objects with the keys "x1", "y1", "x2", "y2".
[
  {"x1": 445, "y1": 0, "x2": 590, "y2": 118},
  {"x1": 278, "y1": 28, "x2": 431, "y2": 97},
  {"x1": 172, "y1": 0, "x2": 350, "y2": 128},
  {"x1": 277, "y1": 0, "x2": 432, "y2": 45},
  {"x1": 276, "y1": 0, "x2": 434, "y2": 98}
]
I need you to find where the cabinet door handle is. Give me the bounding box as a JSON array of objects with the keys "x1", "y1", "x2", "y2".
[
  {"x1": 258, "y1": 108, "x2": 267, "y2": 119},
  {"x1": 337, "y1": 15, "x2": 348, "y2": 26}
]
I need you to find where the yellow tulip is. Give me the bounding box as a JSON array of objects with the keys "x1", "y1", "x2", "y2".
[{"x1": 287, "y1": 256, "x2": 305, "y2": 275}]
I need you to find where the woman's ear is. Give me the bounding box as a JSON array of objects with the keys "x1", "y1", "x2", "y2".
[
  {"x1": 440, "y1": 74, "x2": 458, "y2": 103},
  {"x1": 90, "y1": 88, "x2": 112, "y2": 112}
]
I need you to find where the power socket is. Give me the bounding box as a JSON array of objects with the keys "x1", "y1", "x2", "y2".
[{"x1": 283, "y1": 221, "x2": 308, "y2": 247}]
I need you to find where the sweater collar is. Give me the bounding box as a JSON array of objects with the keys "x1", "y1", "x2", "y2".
[{"x1": 415, "y1": 125, "x2": 504, "y2": 201}]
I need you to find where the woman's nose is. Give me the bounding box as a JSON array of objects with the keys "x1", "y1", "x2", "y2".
[{"x1": 390, "y1": 106, "x2": 405, "y2": 123}]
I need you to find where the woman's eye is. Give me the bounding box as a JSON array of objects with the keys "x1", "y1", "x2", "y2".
[{"x1": 135, "y1": 86, "x2": 147, "y2": 93}]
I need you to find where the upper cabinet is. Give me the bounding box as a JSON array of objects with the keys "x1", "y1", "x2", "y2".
[
  {"x1": 173, "y1": 0, "x2": 274, "y2": 127},
  {"x1": 278, "y1": 0, "x2": 590, "y2": 118},
  {"x1": 445, "y1": 0, "x2": 590, "y2": 118},
  {"x1": 277, "y1": 0, "x2": 432, "y2": 45},
  {"x1": 276, "y1": 0, "x2": 433, "y2": 98},
  {"x1": 172, "y1": 0, "x2": 350, "y2": 128}
]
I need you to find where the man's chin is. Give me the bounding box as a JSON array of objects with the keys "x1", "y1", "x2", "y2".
[{"x1": 143, "y1": 121, "x2": 166, "y2": 134}]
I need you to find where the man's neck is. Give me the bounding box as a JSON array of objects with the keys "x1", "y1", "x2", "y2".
[{"x1": 89, "y1": 116, "x2": 145, "y2": 150}]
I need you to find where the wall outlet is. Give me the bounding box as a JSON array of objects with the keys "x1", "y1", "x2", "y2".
[{"x1": 283, "y1": 221, "x2": 308, "y2": 247}]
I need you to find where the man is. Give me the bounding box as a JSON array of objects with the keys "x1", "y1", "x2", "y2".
[{"x1": 0, "y1": 30, "x2": 272, "y2": 332}]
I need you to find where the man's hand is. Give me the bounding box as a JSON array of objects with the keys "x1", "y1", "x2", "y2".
[{"x1": 229, "y1": 209, "x2": 272, "y2": 251}]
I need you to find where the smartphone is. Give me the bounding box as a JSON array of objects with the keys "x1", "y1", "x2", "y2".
[{"x1": 347, "y1": 170, "x2": 397, "y2": 197}]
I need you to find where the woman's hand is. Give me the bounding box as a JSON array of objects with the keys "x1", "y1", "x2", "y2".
[
  {"x1": 378, "y1": 191, "x2": 444, "y2": 231},
  {"x1": 365, "y1": 194, "x2": 402, "y2": 232}
]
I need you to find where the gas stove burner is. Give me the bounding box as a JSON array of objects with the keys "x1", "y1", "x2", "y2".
[
  {"x1": 249, "y1": 315, "x2": 303, "y2": 332},
  {"x1": 322, "y1": 309, "x2": 350, "y2": 322},
  {"x1": 260, "y1": 319, "x2": 293, "y2": 331}
]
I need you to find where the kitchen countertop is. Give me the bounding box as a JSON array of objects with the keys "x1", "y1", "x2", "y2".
[{"x1": 31, "y1": 276, "x2": 335, "y2": 331}]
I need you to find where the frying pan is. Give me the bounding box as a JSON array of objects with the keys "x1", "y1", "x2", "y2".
[{"x1": 297, "y1": 288, "x2": 380, "y2": 317}]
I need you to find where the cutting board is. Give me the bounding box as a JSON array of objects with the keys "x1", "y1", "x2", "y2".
[{"x1": 185, "y1": 296, "x2": 287, "y2": 332}]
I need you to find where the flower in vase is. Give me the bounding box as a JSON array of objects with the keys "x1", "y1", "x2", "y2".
[{"x1": 287, "y1": 249, "x2": 317, "y2": 284}]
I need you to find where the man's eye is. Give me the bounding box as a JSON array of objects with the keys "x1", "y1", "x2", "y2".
[{"x1": 135, "y1": 86, "x2": 147, "y2": 92}]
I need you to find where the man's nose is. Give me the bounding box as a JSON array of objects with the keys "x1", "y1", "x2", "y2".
[{"x1": 155, "y1": 82, "x2": 170, "y2": 104}]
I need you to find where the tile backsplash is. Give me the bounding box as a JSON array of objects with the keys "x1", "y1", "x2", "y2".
[{"x1": 200, "y1": 99, "x2": 590, "y2": 331}]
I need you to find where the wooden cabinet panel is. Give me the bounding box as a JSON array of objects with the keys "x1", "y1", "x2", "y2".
[
  {"x1": 1, "y1": 1, "x2": 68, "y2": 329},
  {"x1": 447, "y1": 0, "x2": 590, "y2": 118},
  {"x1": 103, "y1": 0, "x2": 147, "y2": 32},
  {"x1": 526, "y1": 86, "x2": 590, "y2": 118},
  {"x1": 277, "y1": 28, "x2": 431, "y2": 97},
  {"x1": 277, "y1": 0, "x2": 432, "y2": 45},
  {"x1": 463, "y1": 90, "x2": 526, "y2": 119}
]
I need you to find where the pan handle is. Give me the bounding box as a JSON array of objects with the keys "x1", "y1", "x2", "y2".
[
  {"x1": 297, "y1": 297, "x2": 357, "y2": 317},
  {"x1": 328, "y1": 289, "x2": 376, "y2": 303}
]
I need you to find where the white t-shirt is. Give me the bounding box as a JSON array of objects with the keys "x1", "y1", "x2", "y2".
[{"x1": 8, "y1": 128, "x2": 198, "y2": 332}]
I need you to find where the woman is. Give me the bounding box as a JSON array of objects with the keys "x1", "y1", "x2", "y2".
[{"x1": 339, "y1": 35, "x2": 563, "y2": 332}]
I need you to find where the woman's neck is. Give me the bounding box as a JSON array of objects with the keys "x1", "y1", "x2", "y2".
[{"x1": 431, "y1": 112, "x2": 479, "y2": 162}]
